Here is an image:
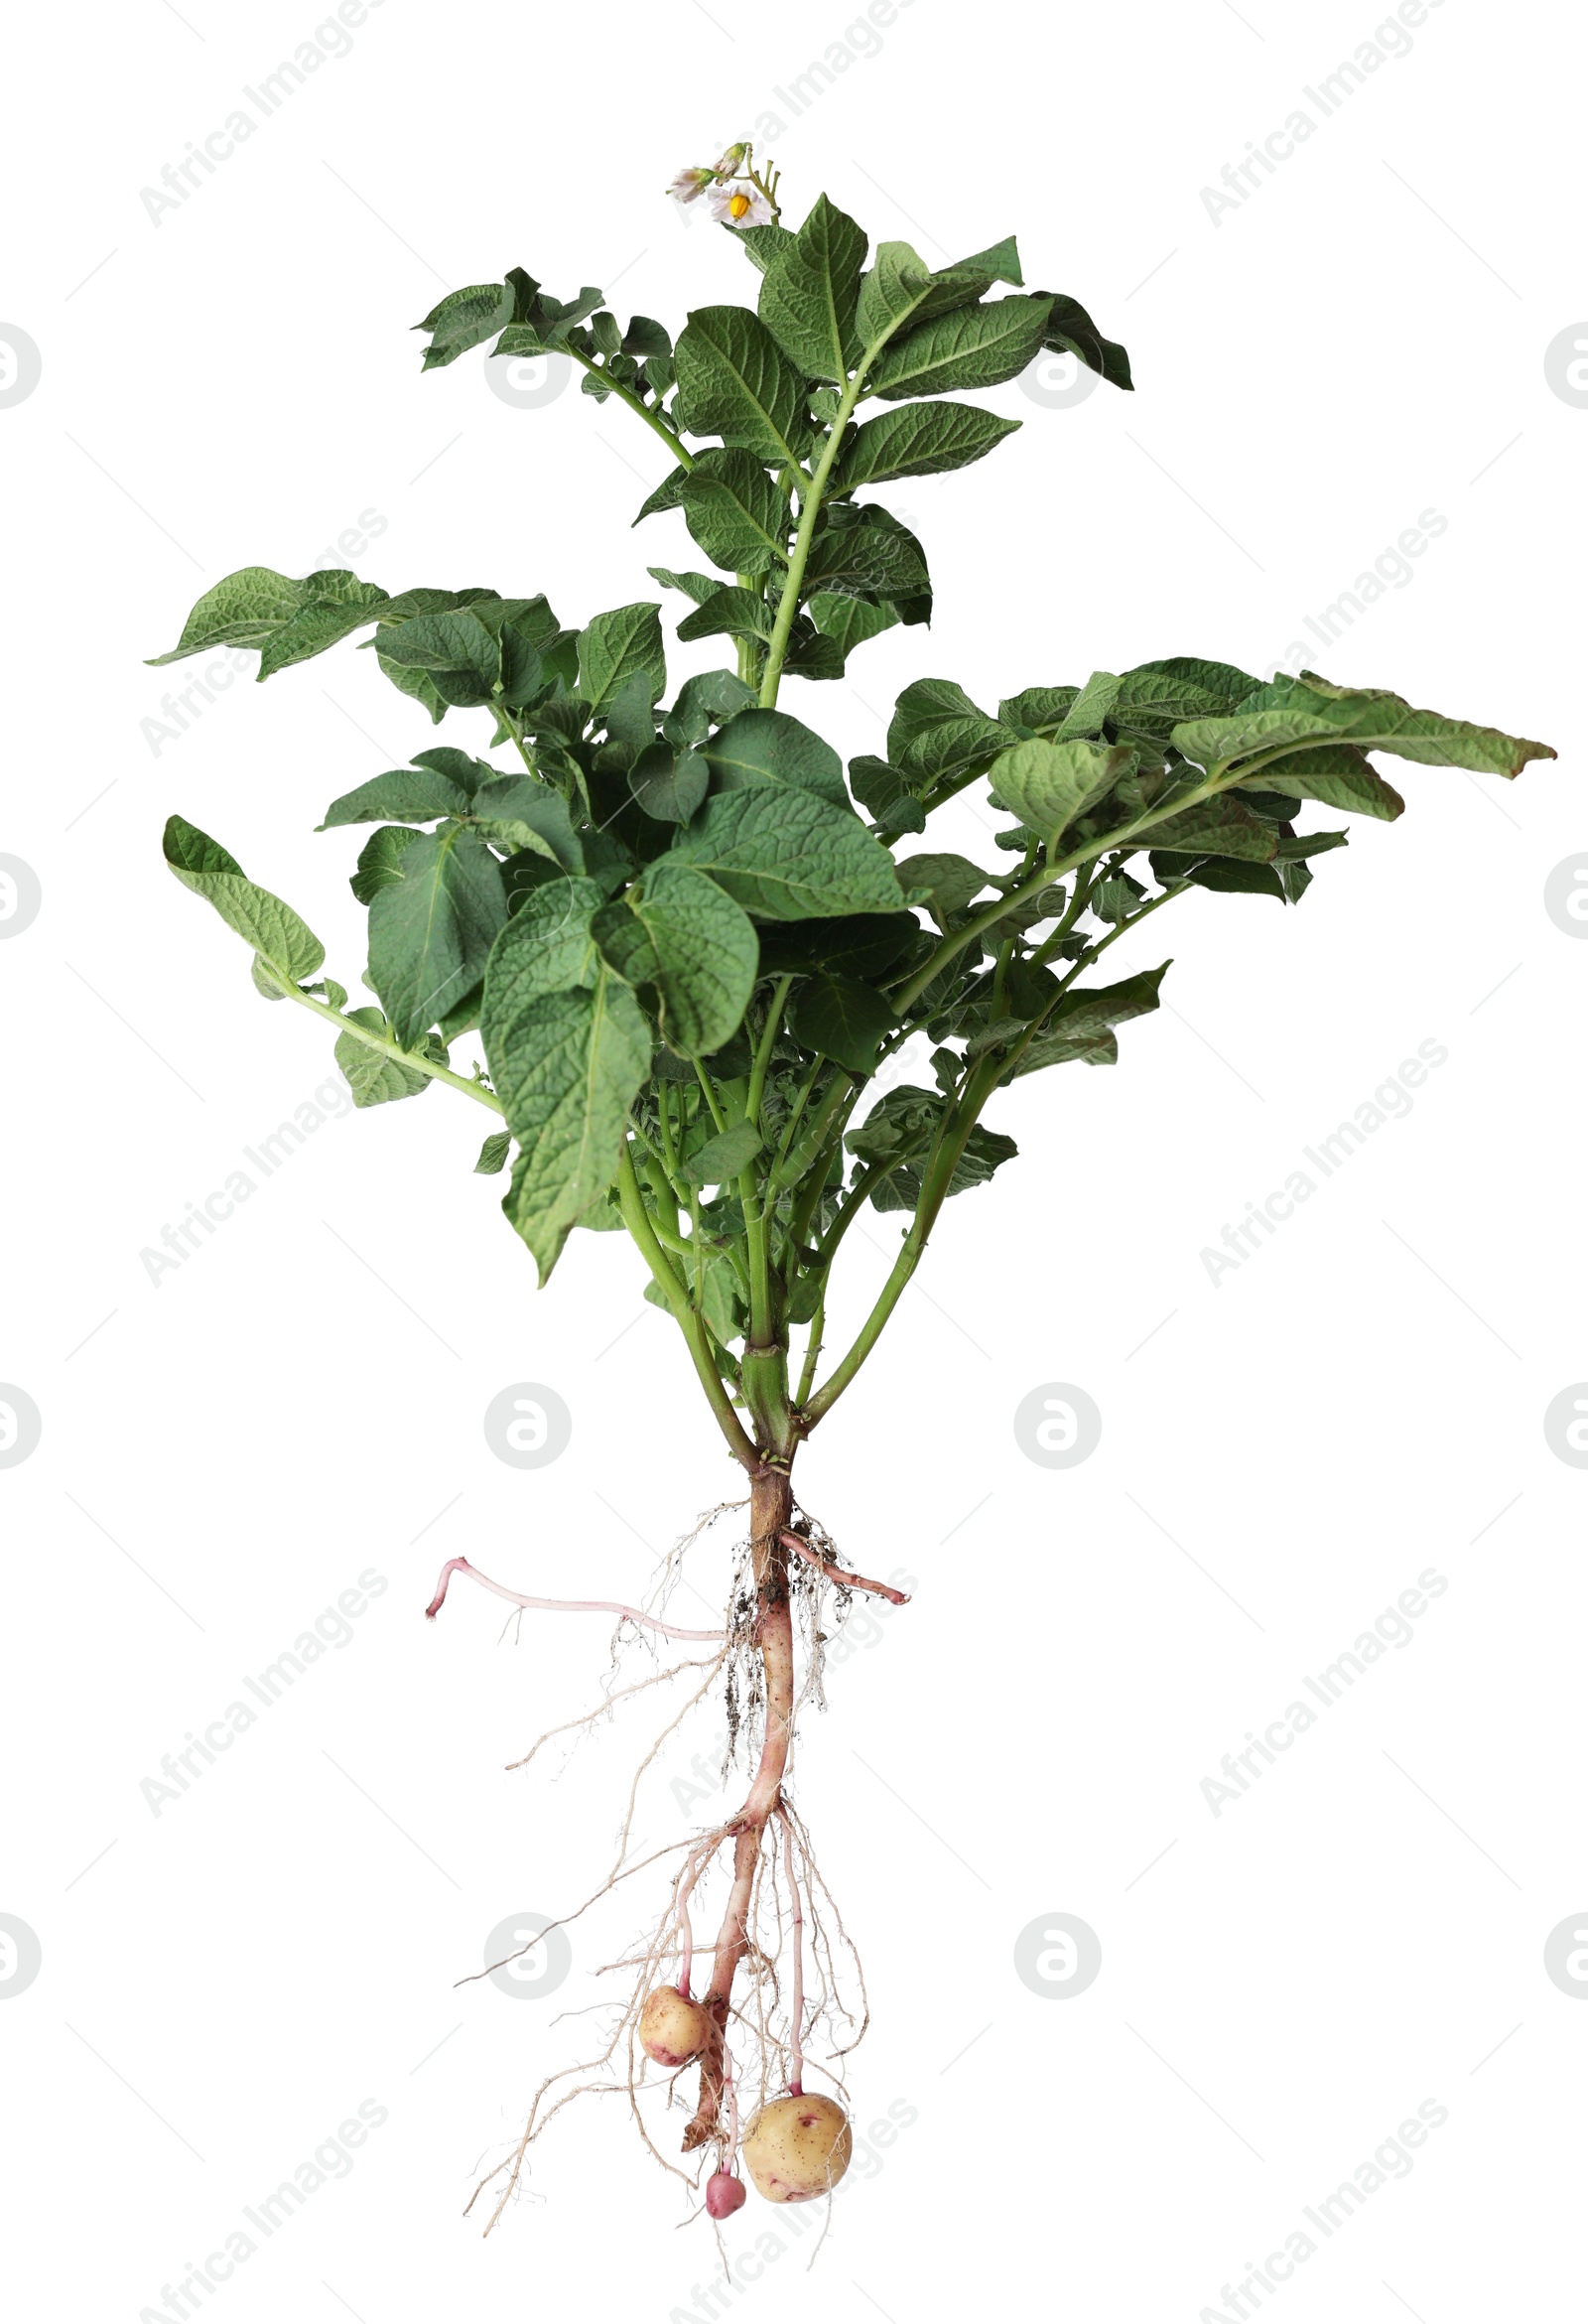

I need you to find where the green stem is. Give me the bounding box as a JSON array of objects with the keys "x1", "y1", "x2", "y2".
[
  {"x1": 770, "y1": 1067, "x2": 852, "y2": 1195},
  {"x1": 770, "y1": 1055, "x2": 823, "y2": 1180},
  {"x1": 794, "y1": 1298, "x2": 826, "y2": 1410},
  {"x1": 616, "y1": 1142, "x2": 757, "y2": 1469},
  {"x1": 890, "y1": 752, "x2": 1289, "y2": 1017},
  {"x1": 264, "y1": 973, "x2": 504, "y2": 1113},
  {"x1": 693, "y1": 1062, "x2": 728, "y2": 1135},
  {"x1": 568, "y1": 346, "x2": 696, "y2": 473},
  {"x1": 804, "y1": 1055, "x2": 1001, "y2": 1426},
  {"x1": 497, "y1": 706, "x2": 539, "y2": 778},
  {"x1": 758, "y1": 369, "x2": 868, "y2": 709},
  {"x1": 738, "y1": 975, "x2": 793, "y2": 1348},
  {"x1": 747, "y1": 976, "x2": 793, "y2": 1125}
]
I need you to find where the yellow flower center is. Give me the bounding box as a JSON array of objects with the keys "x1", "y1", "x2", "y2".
[{"x1": 728, "y1": 191, "x2": 751, "y2": 220}]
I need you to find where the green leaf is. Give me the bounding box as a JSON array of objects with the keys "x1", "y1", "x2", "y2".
[
  {"x1": 757, "y1": 910, "x2": 925, "y2": 982},
  {"x1": 622, "y1": 315, "x2": 672, "y2": 359},
  {"x1": 781, "y1": 627, "x2": 847, "y2": 682},
  {"x1": 634, "y1": 465, "x2": 692, "y2": 524},
  {"x1": 1007, "y1": 1027, "x2": 1118, "y2": 1078},
  {"x1": 888, "y1": 678, "x2": 1016, "y2": 785},
  {"x1": 838, "y1": 400, "x2": 1019, "y2": 490},
  {"x1": 474, "y1": 1130, "x2": 512, "y2": 1174},
  {"x1": 163, "y1": 815, "x2": 326, "y2": 986},
  {"x1": 680, "y1": 1117, "x2": 762, "y2": 1186},
  {"x1": 988, "y1": 738, "x2": 1133, "y2": 843},
  {"x1": 848, "y1": 752, "x2": 925, "y2": 837},
  {"x1": 869, "y1": 295, "x2": 1055, "y2": 401},
  {"x1": 703, "y1": 707, "x2": 849, "y2": 811},
  {"x1": 1183, "y1": 858, "x2": 1287, "y2": 901},
  {"x1": 1056, "y1": 670, "x2": 1125, "y2": 740},
  {"x1": 373, "y1": 610, "x2": 500, "y2": 708},
  {"x1": 1274, "y1": 828, "x2": 1349, "y2": 861},
  {"x1": 320, "y1": 765, "x2": 475, "y2": 829},
  {"x1": 676, "y1": 586, "x2": 774, "y2": 644},
  {"x1": 579, "y1": 602, "x2": 666, "y2": 713},
  {"x1": 596, "y1": 672, "x2": 660, "y2": 767},
  {"x1": 595, "y1": 863, "x2": 758, "y2": 1056},
  {"x1": 484, "y1": 877, "x2": 604, "y2": 1020},
  {"x1": 1244, "y1": 744, "x2": 1405, "y2": 821},
  {"x1": 334, "y1": 1007, "x2": 444, "y2": 1107},
  {"x1": 803, "y1": 512, "x2": 930, "y2": 602},
  {"x1": 856, "y1": 240, "x2": 934, "y2": 347},
  {"x1": 846, "y1": 1083, "x2": 943, "y2": 1163},
  {"x1": 1043, "y1": 965, "x2": 1168, "y2": 1042},
  {"x1": 810, "y1": 594, "x2": 901, "y2": 660},
  {"x1": 998, "y1": 684, "x2": 1082, "y2": 737},
  {"x1": 147, "y1": 567, "x2": 315, "y2": 664},
  {"x1": 679, "y1": 448, "x2": 790, "y2": 576},
  {"x1": 1108, "y1": 657, "x2": 1259, "y2": 746},
  {"x1": 871, "y1": 1117, "x2": 1019, "y2": 1210},
  {"x1": 652, "y1": 565, "x2": 743, "y2": 608},
  {"x1": 890, "y1": 851, "x2": 994, "y2": 926},
  {"x1": 666, "y1": 787, "x2": 906, "y2": 919},
  {"x1": 415, "y1": 279, "x2": 515, "y2": 369},
  {"x1": 666, "y1": 669, "x2": 759, "y2": 748},
  {"x1": 367, "y1": 824, "x2": 507, "y2": 1046},
  {"x1": 757, "y1": 193, "x2": 867, "y2": 381},
  {"x1": 469, "y1": 775, "x2": 584, "y2": 871},
  {"x1": 375, "y1": 649, "x2": 449, "y2": 725},
  {"x1": 673, "y1": 305, "x2": 812, "y2": 468},
  {"x1": 349, "y1": 823, "x2": 422, "y2": 903},
  {"x1": 629, "y1": 741, "x2": 710, "y2": 824},
  {"x1": 492, "y1": 281, "x2": 604, "y2": 356},
  {"x1": 1033, "y1": 291, "x2": 1133, "y2": 390},
  {"x1": 732, "y1": 220, "x2": 797, "y2": 276},
  {"x1": 953, "y1": 235, "x2": 1023, "y2": 287},
  {"x1": 1172, "y1": 672, "x2": 1556, "y2": 779},
  {"x1": 790, "y1": 974, "x2": 896, "y2": 1073},
  {"x1": 412, "y1": 745, "x2": 490, "y2": 790},
  {"x1": 488, "y1": 968, "x2": 652, "y2": 1284},
  {"x1": 255, "y1": 583, "x2": 393, "y2": 680},
  {"x1": 1145, "y1": 794, "x2": 1278, "y2": 860}
]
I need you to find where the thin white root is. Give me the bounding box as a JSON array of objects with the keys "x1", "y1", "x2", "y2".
[{"x1": 507, "y1": 1652, "x2": 726, "y2": 1773}]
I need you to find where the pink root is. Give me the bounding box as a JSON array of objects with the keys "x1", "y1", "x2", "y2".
[
  {"x1": 675, "y1": 1839, "x2": 717, "y2": 2001},
  {"x1": 779, "y1": 1532, "x2": 911, "y2": 1607},
  {"x1": 776, "y1": 1805, "x2": 805, "y2": 2097},
  {"x1": 720, "y1": 2021, "x2": 740, "y2": 2156},
  {"x1": 425, "y1": 1556, "x2": 728, "y2": 1643}
]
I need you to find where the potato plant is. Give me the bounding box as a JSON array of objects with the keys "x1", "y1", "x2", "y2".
[{"x1": 149, "y1": 143, "x2": 1554, "y2": 2233}]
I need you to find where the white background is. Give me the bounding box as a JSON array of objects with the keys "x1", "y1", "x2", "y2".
[{"x1": 3, "y1": 2, "x2": 1585, "y2": 2319}]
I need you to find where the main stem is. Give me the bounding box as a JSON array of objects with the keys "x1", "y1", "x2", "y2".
[{"x1": 684, "y1": 1455, "x2": 795, "y2": 2150}]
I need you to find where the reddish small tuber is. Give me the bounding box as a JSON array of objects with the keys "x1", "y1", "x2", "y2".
[{"x1": 705, "y1": 2170, "x2": 746, "y2": 2219}]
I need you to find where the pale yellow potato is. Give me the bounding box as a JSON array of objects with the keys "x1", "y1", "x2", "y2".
[
  {"x1": 742, "y1": 2095, "x2": 853, "y2": 2202},
  {"x1": 638, "y1": 1984, "x2": 711, "y2": 2067}
]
